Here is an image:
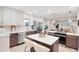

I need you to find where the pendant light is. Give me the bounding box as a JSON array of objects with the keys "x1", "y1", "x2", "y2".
[
  {"x1": 68, "y1": 10, "x2": 72, "y2": 23},
  {"x1": 52, "y1": 13, "x2": 55, "y2": 23}
]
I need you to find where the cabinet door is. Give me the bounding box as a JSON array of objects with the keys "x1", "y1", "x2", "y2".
[
  {"x1": 26, "y1": 31, "x2": 37, "y2": 36},
  {"x1": 0, "y1": 7, "x2": 2, "y2": 25},
  {"x1": 78, "y1": 36, "x2": 79, "y2": 51},
  {"x1": 15, "y1": 11, "x2": 24, "y2": 25},
  {"x1": 66, "y1": 35, "x2": 78, "y2": 50},
  {"x1": 3, "y1": 7, "x2": 24, "y2": 25},
  {"x1": 3, "y1": 7, "x2": 18, "y2": 25},
  {"x1": 18, "y1": 12, "x2": 24, "y2": 25},
  {"x1": 3, "y1": 7, "x2": 12, "y2": 25},
  {"x1": 10, "y1": 33, "x2": 18, "y2": 47},
  {"x1": 10, "y1": 9, "x2": 17, "y2": 25},
  {"x1": 48, "y1": 32, "x2": 54, "y2": 36}
]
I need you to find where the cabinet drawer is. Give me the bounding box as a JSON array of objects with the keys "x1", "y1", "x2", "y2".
[
  {"x1": 66, "y1": 35, "x2": 78, "y2": 50},
  {"x1": 67, "y1": 35, "x2": 78, "y2": 39},
  {"x1": 48, "y1": 32, "x2": 54, "y2": 36},
  {"x1": 26, "y1": 31, "x2": 37, "y2": 36},
  {"x1": 10, "y1": 33, "x2": 18, "y2": 47}
]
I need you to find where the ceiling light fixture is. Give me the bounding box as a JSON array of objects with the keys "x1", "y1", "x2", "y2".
[
  {"x1": 52, "y1": 13, "x2": 55, "y2": 20},
  {"x1": 34, "y1": 9, "x2": 37, "y2": 13},
  {"x1": 68, "y1": 10, "x2": 72, "y2": 23},
  {"x1": 70, "y1": 6, "x2": 75, "y2": 9},
  {"x1": 53, "y1": 20, "x2": 55, "y2": 23},
  {"x1": 69, "y1": 20, "x2": 72, "y2": 23},
  {"x1": 52, "y1": 13, "x2": 56, "y2": 23},
  {"x1": 48, "y1": 10, "x2": 51, "y2": 13}
]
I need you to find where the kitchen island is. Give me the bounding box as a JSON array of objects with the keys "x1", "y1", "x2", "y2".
[{"x1": 26, "y1": 34, "x2": 59, "y2": 52}]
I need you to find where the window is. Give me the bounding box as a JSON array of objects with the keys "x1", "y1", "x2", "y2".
[{"x1": 24, "y1": 20, "x2": 29, "y2": 26}]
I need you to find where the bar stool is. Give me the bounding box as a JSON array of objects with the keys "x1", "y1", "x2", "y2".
[{"x1": 24, "y1": 39, "x2": 34, "y2": 52}]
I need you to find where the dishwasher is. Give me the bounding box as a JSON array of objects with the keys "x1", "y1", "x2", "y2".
[{"x1": 18, "y1": 32, "x2": 25, "y2": 44}]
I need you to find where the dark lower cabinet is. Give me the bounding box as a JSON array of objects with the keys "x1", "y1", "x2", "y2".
[
  {"x1": 26, "y1": 31, "x2": 37, "y2": 36},
  {"x1": 10, "y1": 33, "x2": 18, "y2": 47},
  {"x1": 66, "y1": 35, "x2": 78, "y2": 50},
  {"x1": 48, "y1": 32, "x2": 55, "y2": 36},
  {"x1": 48, "y1": 32, "x2": 79, "y2": 50},
  {"x1": 10, "y1": 31, "x2": 37, "y2": 47},
  {"x1": 78, "y1": 36, "x2": 79, "y2": 52},
  {"x1": 50, "y1": 40, "x2": 59, "y2": 52}
]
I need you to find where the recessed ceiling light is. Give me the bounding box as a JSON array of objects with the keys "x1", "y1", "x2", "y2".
[
  {"x1": 34, "y1": 9, "x2": 37, "y2": 13},
  {"x1": 48, "y1": 10, "x2": 51, "y2": 13},
  {"x1": 25, "y1": 11, "x2": 32, "y2": 15},
  {"x1": 69, "y1": 20, "x2": 72, "y2": 23},
  {"x1": 69, "y1": 6, "x2": 75, "y2": 11},
  {"x1": 70, "y1": 6, "x2": 75, "y2": 8},
  {"x1": 53, "y1": 20, "x2": 55, "y2": 23}
]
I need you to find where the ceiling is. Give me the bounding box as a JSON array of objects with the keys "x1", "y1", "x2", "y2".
[{"x1": 8, "y1": 6, "x2": 79, "y2": 19}]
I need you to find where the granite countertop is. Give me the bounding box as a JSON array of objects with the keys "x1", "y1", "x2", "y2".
[
  {"x1": 48, "y1": 31, "x2": 79, "y2": 36},
  {"x1": 10, "y1": 29, "x2": 36, "y2": 33},
  {"x1": 48, "y1": 31, "x2": 57, "y2": 33},
  {"x1": 0, "y1": 28, "x2": 10, "y2": 37},
  {"x1": 0, "y1": 33, "x2": 10, "y2": 37},
  {"x1": 26, "y1": 34, "x2": 59, "y2": 46},
  {"x1": 0, "y1": 27, "x2": 36, "y2": 36},
  {"x1": 10, "y1": 30, "x2": 26, "y2": 33},
  {"x1": 66, "y1": 33, "x2": 79, "y2": 36}
]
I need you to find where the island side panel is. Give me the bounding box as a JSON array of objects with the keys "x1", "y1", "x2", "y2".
[
  {"x1": 50, "y1": 40, "x2": 59, "y2": 52},
  {"x1": 78, "y1": 36, "x2": 79, "y2": 52}
]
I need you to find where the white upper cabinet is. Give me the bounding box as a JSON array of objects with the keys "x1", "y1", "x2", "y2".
[
  {"x1": 10, "y1": 9, "x2": 17, "y2": 25},
  {"x1": 77, "y1": 11, "x2": 79, "y2": 20},
  {"x1": 3, "y1": 7, "x2": 24, "y2": 25},
  {"x1": 14, "y1": 10, "x2": 24, "y2": 25},
  {"x1": 0, "y1": 7, "x2": 3, "y2": 25},
  {"x1": 3, "y1": 7, "x2": 12, "y2": 25}
]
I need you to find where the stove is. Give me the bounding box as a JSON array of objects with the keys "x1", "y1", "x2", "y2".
[{"x1": 53, "y1": 32, "x2": 67, "y2": 45}]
